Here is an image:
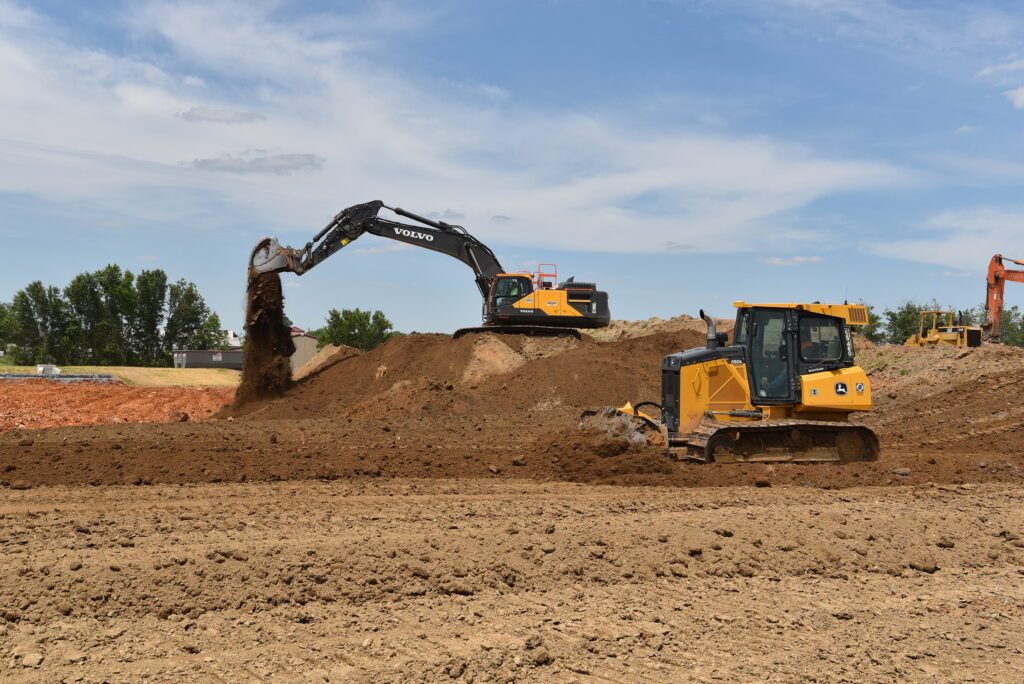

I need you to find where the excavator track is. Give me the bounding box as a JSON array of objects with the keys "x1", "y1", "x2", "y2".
[
  {"x1": 453, "y1": 326, "x2": 582, "y2": 340},
  {"x1": 672, "y1": 417, "x2": 879, "y2": 464}
]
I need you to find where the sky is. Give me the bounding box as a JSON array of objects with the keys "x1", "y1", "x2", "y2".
[{"x1": 3, "y1": 0, "x2": 1024, "y2": 334}]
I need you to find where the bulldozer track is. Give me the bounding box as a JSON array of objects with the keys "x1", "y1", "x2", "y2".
[{"x1": 672, "y1": 418, "x2": 880, "y2": 464}]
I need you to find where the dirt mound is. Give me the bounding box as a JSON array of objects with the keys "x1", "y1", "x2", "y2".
[
  {"x1": 235, "y1": 272, "x2": 295, "y2": 404},
  {"x1": 860, "y1": 343, "x2": 1024, "y2": 454},
  {"x1": 588, "y1": 313, "x2": 733, "y2": 341},
  {"x1": 292, "y1": 343, "x2": 361, "y2": 382},
  {"x1": 7, "y1": 313, "x2": 1024, "y2": 490},
  {"x1": 0, "y1": 382, "x2": 233, "y2": 433}
]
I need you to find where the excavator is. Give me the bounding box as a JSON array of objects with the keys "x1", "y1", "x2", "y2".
[
  {"x1": 587, "y1": 302, "x2": 879, "y2": 463},
  {"x1": 984, "y1": 254, "x2": 1024, "y2": 342},
  {"x1": 249, "y1": 200, "x2": 610, "y2": 339}
]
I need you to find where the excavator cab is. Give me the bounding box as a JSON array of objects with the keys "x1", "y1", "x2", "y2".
[{"x1": 490, "y1": 274, "x2": 534, "y2": 308}]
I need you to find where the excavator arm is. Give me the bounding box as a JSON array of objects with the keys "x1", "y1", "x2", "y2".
[
  {"x1": 984, "y1": 254, "x2": 1024, "y2": 341},
  {"x1": 250, "y1": 200, "x2": 505, "y2": 299}
]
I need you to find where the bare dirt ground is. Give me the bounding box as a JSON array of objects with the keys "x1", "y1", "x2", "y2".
[
  {"x1": 2, "y1": 329, "x2": 1024, "y2": 681},
  {"x1": 3, "y1": 479, "x2": 1023, "y2": 683},
  {"x1": 0, "y1": 367, "x2": 240, "y2": 387},
  {"x1": 0, "y1": 382, "x2": 234, "y2": 433}
]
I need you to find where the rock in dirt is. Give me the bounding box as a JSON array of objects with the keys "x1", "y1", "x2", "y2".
[
  {"x1": 235, "y1": 272, "x2": 295, "y2": 405},
  {"x1": 909, "y1": 560, "x2": 939, "y2": 574},
  {"x1": 21, "y1": 653, "x2": 43, "y2": 668}
]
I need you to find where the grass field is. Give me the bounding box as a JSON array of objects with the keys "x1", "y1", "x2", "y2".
[{"x1": 0, "y1": 365, "x2": 240, "y2": 387}]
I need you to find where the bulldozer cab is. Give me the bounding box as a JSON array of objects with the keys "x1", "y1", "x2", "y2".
[{"x1": 734, "y1": 304, "x2": 856, "y2": 406}]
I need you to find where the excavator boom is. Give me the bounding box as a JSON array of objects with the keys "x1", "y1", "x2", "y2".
[{"x1": 985, "y1": 254, "x2": 1024, "y2": 342}]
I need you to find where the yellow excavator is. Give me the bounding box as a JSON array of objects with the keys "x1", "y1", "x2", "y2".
[{"x1": 590, "y1": 302, "x2": 879, "y2": 463}]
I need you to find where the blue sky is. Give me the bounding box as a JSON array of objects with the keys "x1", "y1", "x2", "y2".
[{"x1": 3, "y1": 0, "x2": 1024, "y2": 333}]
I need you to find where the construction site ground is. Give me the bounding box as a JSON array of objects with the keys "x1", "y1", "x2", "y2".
[
  {"x1": 0, "y1": 366, "x2": 240, "y2": 387},
  {"x1": 2, "y1": 322, "x2": 1024, "y2": 681}
]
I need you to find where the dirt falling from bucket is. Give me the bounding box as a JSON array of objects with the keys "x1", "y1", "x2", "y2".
[{"x1": 235, "y1": 271, "x2": 295, "y2": 405}]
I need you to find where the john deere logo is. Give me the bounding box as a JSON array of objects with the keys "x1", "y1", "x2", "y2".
[{"x1": 834, "y1": 382, "x2": 848, "y2": 396}]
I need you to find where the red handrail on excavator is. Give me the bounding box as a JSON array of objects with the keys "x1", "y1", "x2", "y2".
[{"x1": 985, "y1": 254, "x2": 1024, "y2": 341}]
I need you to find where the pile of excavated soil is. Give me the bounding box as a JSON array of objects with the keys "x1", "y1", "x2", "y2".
[
  {"x1": 222, "y1": 329, "x2": 705, "y2": 425},
  {"x1": 588, "y1": 313, "x2": 733, "y2": 341},
  {"x1": 0, "y1": 381, "x2": 233, "y2": 433},
  {"x1": 859, "y1": 343, "x2": 1024, "y2": 455},
  {"x1": 4, "y1": 324, "x2": 1024, "y2": 489},
  {"x1": 292, "y1": 343, "x2": 361, "y2": 382},
  {"x1": 235, "y1": 272, "x2": 294, "y2": 405}
]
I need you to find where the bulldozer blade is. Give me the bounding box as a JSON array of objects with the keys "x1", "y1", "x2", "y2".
[
  {"x1": 579, "y1": 407, "x2": 666, "y2": 447},
  {"x1": 249, "y1": 237, "x2": 294, "y2": 274}
]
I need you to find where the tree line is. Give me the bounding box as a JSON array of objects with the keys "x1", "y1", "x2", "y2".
[
  {"x1": 860, "y1": 301, "x2": 1024, "y2": 346},
  {"x1": 308, "y1": 308, "x2": 403, "y2": 351},
  {"x1": 0, "y1": 266, "x2": 224, "y2": 366}
]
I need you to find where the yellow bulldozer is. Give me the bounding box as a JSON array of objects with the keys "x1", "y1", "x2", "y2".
[
  {"x1": 587, "y1": 302, "x2": 879, "y2": 463},
  {"x1": 904, "y1": 310, "x2": 982, "y2": 348}
]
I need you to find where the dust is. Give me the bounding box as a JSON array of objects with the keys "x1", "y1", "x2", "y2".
[{"x1": 235, "y1": 272, "x2": 295, "y2": 405}]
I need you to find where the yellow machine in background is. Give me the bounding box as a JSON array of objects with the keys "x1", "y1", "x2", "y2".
[
  {"x1": 904, "y1": 310, "x2": 981, "y2": 348},
  {"x1": 598, "y1": 302, "x2": 879, "y2": 463}
]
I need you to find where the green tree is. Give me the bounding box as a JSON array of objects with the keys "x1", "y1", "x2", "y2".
[
  {"x1": 0, "y1": 301, "x2": 14, "y2": 347},
  {"x1": 164, "y1": 279, "x2": 226, "y2": 356},
  {"x1": 313, "y1": 308, "x2": 399, "y2": 351},
  {"x1": 63, "y1": 271, "x2": 104, "y2": 364},
  {"x1": 858, "y1": 303, "x2": 884, "y2": 343},
  {"x1": 10, "y1": 281, "x2": 72, "y2": 364},
  {"x1": 132, "y1": 269, "x2": 168, "y2": 365},
  {"x1": 92, "y1": 264, "x2": 137, "y2": 365},
  {"x1": 7, "y1": 268, "x2": 223, "y2": 366},
  {"x1": 880, "y1": 299, "x2": 944, "y2": 345}
]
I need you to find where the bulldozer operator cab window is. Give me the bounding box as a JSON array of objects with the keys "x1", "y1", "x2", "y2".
[
  {"x1": 734, "y1": 310, "x2": 750, "y2": 346},
  {"x1": 751, "y1": 310, "x2": 790, "y2": 400},
  {"x1": 798, "y1": 316, "x2": 843, "y2": 363},
  {"x1": 492, "y1": 276, "x2": 532, "y2": 308}
]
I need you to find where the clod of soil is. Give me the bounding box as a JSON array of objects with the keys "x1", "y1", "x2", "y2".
[{"x1": 235, "y1": 271, "x2": 295, "y2": 405}]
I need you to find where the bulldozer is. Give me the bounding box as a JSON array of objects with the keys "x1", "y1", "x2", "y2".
[
  {"x1": 904, "y1": 310, "x2": 981, "y2": 348},
  {"x1": 587, "y1": 302, "x2": 879, "y2": 463}
]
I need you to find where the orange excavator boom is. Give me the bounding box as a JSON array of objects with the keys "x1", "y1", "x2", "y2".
[{"x1": 985, "y1": 254, "x2": 1024, "y2": 341}]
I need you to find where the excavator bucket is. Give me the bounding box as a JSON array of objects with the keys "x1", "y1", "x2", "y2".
[{"x1": 249, "y1": 237, "x2": 295, "y2": 274}]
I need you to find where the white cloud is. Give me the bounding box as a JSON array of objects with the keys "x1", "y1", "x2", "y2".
[
  {"x1": 762, "y1": 256, "x2": 825, "y2": 265},
  {"x1": 179, "y1": 106, "x2": 264, "y2": 124},
  {"x1": 0, "y1": 0, "x2": 905, "y2": 256},
  {"x1": 192, "y1": 151, "x2": 324, "y2": 174},
  {"x1": 871, "y1": 207, "x2": 1024, "y2": 268},
  {"x1": 1002, "y1": 87, "x2": 1024, "y2": 109},
  {"x1": 978, "y1": 58, "x2": 1024, "y2": 77},
  {"x1": 953, "y1": 125, "x2": 977, "y2": 135}
]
